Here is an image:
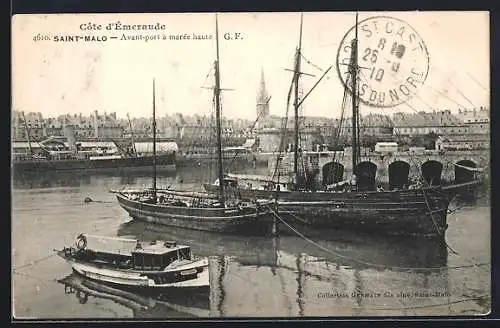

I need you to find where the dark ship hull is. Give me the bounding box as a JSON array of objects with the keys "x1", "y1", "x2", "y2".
[
  {"x1": 204, "y1": 183, "x2": 457, "y2": 238},
  {"x1": 113, "y1": 192, "x2": 272, "y2": 234},
  {"x1": 12, "y1": 153, "x2": 176, "y2": 174},
  {"x1": 176, "y1": 153, "x2": 259, "y2": 168}
]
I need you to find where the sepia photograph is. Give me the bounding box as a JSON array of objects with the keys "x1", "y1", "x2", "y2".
[{"x1": 11, "y1": 11, "x2": 490, "y2": 319}]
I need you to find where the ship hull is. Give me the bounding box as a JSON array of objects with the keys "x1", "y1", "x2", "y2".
[
  {"x1": 12, "y1": 153, "x2": 176, "y2": 174},
  {"x1": 275, "y1": 201, "x2": 448, "y2": 238},
  {"x1": 114, "y1": 193, "x2": 272, "y2": 234},
  {"x1": 205, "y1": 184, "x2": 452, "y2": 238},
  {"x1": 57, "y1": 251, "x2": 210, "y2": 289},
  {"x1": 176, "y1": 153, "x2": 258, "y2": 168},
  {"x1": 71, "y1": 261, "x2": 210, "y2": 288}
]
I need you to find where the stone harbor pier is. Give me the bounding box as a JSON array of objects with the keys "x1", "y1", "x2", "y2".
[{"x1": 267, "y1": 149, "x2": 489, "y2": 188}]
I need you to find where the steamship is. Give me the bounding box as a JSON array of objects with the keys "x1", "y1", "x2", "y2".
[
  {"x1": 12, "y1": 112, "x2": 177, "y2": 175},
  {"x1": 12, "y1": 137, "x2": 177, "y2": 175}
]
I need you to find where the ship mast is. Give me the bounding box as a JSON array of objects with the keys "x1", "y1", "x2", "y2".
[
  {"x1": 152, "y1": 79, "x2": 157, "y2": 201},
  {"x1": 349, "y1": 13, "x2": 360, "y2": 172},
  {"x1": 20, "y1": 112, "x2": 33, "y2": 157},
  {"x1": 127, "y1": 113, "x2": 137, "y2": 157},
  {"x1": 214, "y1": 14, "x2": 225, "y2": 206},
  {"x1": 293, "y1": 13, "x2": 304, "y2": 187}
]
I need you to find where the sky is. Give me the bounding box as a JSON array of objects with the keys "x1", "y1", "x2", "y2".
[{"x1": 12, "y1": 11, "x2": 489, "y2": 120}]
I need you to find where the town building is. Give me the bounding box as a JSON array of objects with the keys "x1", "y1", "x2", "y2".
[
  {"x1": 456, "y1": 106, "x2": 489, "y2": 124},
  {"x1": 342, "y1": 114, "x2": 394, "y2": 140},
  {"x1": 435, "y1": 134, "x2": 489, "y2": 151},
  {"x1": 256, "y1": 126, "x2": 323, "y2": 153},
  {"x1": 11, "y1": 112, "x2": 45, "y2": 140},
  {"x1": 457, "y1": 106, "x2": 490, "y2": 135},
  {"x1": 392, "y1": 110, "x2": 467, "y2": 136},
  {"x1": 12, "y1": 110, "x2": 124, "y2": 141}
]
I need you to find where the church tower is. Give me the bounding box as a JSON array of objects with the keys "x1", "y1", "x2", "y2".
[{"x1": 256, "y1": 68, "x2": 270, "y2": 119}]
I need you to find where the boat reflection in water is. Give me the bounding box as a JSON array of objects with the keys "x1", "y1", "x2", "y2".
[
  {"x1": 12, "y1": 170, "x2": 178, "y2": 190},
  {"x1": 117, "y1": 220, "x2": 455, "y2": 317},
  {"x1": 58, "y1": 273, "x2": 210, "y2": 318}
]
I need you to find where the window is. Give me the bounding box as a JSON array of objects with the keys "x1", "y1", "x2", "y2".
[
  {"x1": 143, "y1": 255, "x2": 153, "y2": 269},
  {"x1": 151, "y1": 256, "x2": 159, "y2": 269},
  {"x1": 163, "y1": 252, "x2": 178, "y2": 266},
  {"x1": 178, "y1": 248, "x2": 191, "y2": 260},
  {"x1": 133, "y1": 255, "x2": 141, "y2": 268}
]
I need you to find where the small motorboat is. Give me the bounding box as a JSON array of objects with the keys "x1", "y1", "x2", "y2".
[{"x1": 55, "y1": 233, "x2": 209, "y2": 290}]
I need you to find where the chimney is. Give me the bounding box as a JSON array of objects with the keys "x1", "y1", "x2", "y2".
[
  {"x1": 94, "y1": 110, "x2": 99, "y2": 138},
  {"x1": 42, "y1": 120, "x2": 47, "y2": 137}
]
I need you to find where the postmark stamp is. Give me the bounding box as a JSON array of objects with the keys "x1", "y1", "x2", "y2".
[{"x1": 336, "y1": 16, "x2": 430, "y2": 108}]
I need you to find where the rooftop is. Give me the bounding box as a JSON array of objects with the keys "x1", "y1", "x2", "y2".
[
  {"x1": 132, "y1": 241, "x2": 190, "y2": 255},
  {"x1": 78, "y1": 234, "x2": 188, "y2": 256},
  {"x1": 437, "y1": 134, "x2": 490, "y2": 142}
]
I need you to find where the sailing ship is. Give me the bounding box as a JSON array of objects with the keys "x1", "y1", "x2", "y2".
[
  {"x1": 205, "y1": 13, "x2": 481, "y2": 238},
  {"x1": 110, "y1": 15, "x2": 271, "y2": 233},
  {"x1": 55, "y1": 233, "x2": 210, "y2": 289}
]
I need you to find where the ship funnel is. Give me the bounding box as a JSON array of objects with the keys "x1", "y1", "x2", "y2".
[{"x1": 63, "y1": 124, "x2": 78, "y2": 152}]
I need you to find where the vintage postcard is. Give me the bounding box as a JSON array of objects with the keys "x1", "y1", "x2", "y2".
[{"x1": 11, "y1": 12, "x2": 490, "y2": 319}]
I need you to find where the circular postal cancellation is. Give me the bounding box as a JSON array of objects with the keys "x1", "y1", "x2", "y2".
[{"x1": 336, "y1": 15, "x2": 430, "y2": 108}]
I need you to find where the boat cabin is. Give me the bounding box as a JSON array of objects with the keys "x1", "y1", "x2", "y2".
[
  {"x1": 70, "y1": 235, "x2": 194, "y2": 272},
  {"x1": 131, "y1": 240, "x2": 192, "y2": 271}
]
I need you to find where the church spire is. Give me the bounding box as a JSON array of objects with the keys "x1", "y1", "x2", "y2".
[{"x1": 256, "y1": 67, "x2": 270, "y2": 118}]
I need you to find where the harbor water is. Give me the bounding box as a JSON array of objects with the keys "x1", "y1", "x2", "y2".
[{"x1": 12, "y1": 164, "x2": 491, "y2": 318}]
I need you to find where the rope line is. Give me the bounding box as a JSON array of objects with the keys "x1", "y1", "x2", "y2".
[
  {"x1": 13, "y1": 253, "x2": 58, "y2": 271},
  {"x1": 345, "y1": 72, "x2": 457, "y2": 251},
  {"x1": 300, "y1": 53, "x2": 326, "y2": 73},
  {"x1": 421, "y1": 188, "x2": 458, "y2": 255},
  {"x1": 12, "y1": 270, "x2": 60, "y2": 284},
  {"x1": 267, "y1": 206, "x2": 489, "y2": 272}
]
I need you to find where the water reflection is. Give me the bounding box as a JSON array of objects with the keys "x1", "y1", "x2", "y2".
[
  {"x1": 13, "y1": 172, "x2": 93, "y2": 189},
  {"x1": 117, "y1": 220, "x2": 448, "y2": 270},
  {"x1": 115, "y1": 220, "x2": 451, "y2": 317},
  {"x1": 12, "y1": 163, "x2": 267, "y2": 190},
  {"x1": 13, "y1": 167, "x2": 489, "y2": 317},
  {"x1": 58, "y1": 273, "x2": 210, "y2": 318}
]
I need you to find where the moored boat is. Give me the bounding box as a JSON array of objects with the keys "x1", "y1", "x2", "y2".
[
  {"x1": 203, "y1": 13, "x2": 483, "y2": 239},
  {"x1": 55, "y1": 233, "x2": 210, "y2": 290},
  {"x1": 12, "y1": 152, "x2": 176, "y2": 174},
  {"x1": 112, "y1": 189, "x2": 271, "y2": 233},
  {"x1": 111, "y1": 14, "x2": 273, "y2": 234},
  {"x1": 12, "y1": 116, "x2": 177, "y2": 175}
]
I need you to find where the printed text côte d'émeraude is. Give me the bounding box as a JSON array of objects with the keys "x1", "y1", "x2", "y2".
[{"x1": 80, "y1": 22, "x2": 166, "y2": 31}]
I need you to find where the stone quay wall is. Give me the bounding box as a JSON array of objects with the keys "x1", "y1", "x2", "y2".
[{"x1": 267, "y1": 149, "x2": 490, "y2": 184}]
